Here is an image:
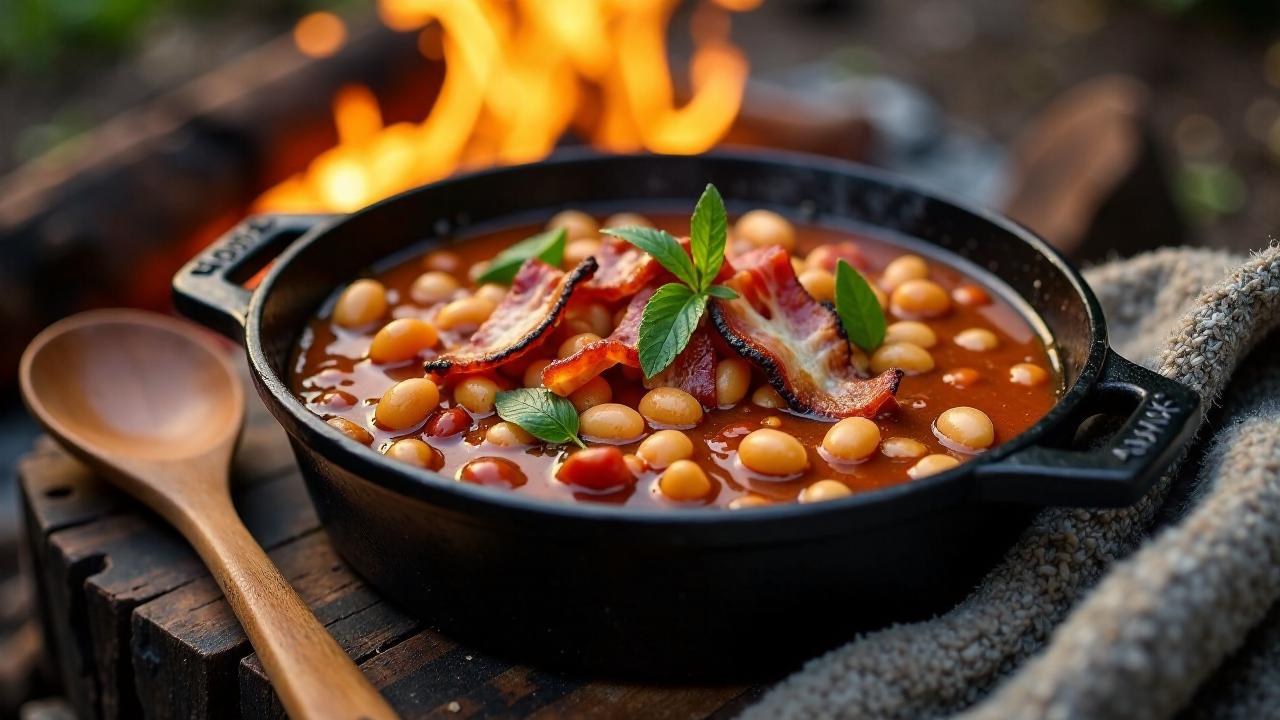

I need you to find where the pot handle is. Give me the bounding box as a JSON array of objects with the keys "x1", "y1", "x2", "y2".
[
  {"x1": 975, "y1": 352, "x2": 1200, "y2": 507},
  {"x1": 172, "y1": 214, "x2": 336, "y2": 340}
]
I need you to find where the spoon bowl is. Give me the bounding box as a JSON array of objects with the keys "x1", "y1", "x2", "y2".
[
  {"x1": 21, "y1": 310, "x2": 242, "y2": 463},
  {"x1": 20, "y1": 309, "x2": 397, "y2": 720}
]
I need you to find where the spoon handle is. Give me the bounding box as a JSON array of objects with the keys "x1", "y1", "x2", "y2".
[{"x1": 174, "y1": 490, "x2": 399, "y2": 720}]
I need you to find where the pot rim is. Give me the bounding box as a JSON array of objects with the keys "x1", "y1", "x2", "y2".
[{"x1": 243, "y1": 147, "x2": 1108, "y2": 528}]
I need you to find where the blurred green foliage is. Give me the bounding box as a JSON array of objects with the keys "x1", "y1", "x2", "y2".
[{"x1": 0, "y1": 0, "x2": 346, "y2": 75}]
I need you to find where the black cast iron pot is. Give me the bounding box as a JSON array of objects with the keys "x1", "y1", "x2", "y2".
[{"x1": 173, "y1": 150, "x2": 1198, "y2": 680}]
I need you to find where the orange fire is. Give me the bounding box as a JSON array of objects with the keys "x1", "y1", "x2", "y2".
[{"x1": 257, "y1": 0, "x2": 758, "y2": 212}]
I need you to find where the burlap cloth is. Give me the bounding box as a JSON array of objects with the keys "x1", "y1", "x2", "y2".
[{"x1": 744, "y1": 244, "x2": 1280, "y2": 720}]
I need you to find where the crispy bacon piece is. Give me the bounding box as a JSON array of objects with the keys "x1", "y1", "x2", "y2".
[
  {"x1": 424, "y1": 258, "x2": 596, "y2": 376},
  {"x1": 541, "y1": 287, "x2": 653, "y2": 396},
  {"x1": 578, "y1": 237, "x2": 661, "y2": 301},
  {"x1": 709, "y1": 246, "x2": 902, "y2": 419},
  {"x1": 644, "y1": 327, "x2": 717, "y2": 408},
  {"x1": 579, "y1": 236, "x2": 736, "y2": 300}
]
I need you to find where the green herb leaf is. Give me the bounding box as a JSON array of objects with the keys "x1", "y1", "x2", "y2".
[
  {"x1": 602, "y1": 226, "x2": 697, "y2": 289},
  {"x1": 706, "y1": 284, "x2": 739, "y2": 300},
  {"x1": 637, "y1": 283, "x2": 707, "y2": 379},
  {"x1": 833, "y1": 259, "x2": 887, "y2": 353},
  {"x1": 494, "y1": 388, "x2": 585, "y2": 448},
  {"x1": 476, "y1": 228, "x2": 566, "y2": 285},
  {"x1": 690, "y1": 184, "x2": 728, "y2": 289}
]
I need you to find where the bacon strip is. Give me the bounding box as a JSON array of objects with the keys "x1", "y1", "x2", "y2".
[
  {"x1": 709, "y1": 246, "x2": 901, "y2": 419},
  {"x1": 541, "y1": 287, "x2": 653, "y2": 396},
  {"x1": 578, "y1": 237, "x2": 661, "y2": 301},
  {"x1": 424, "y1": 258, "x2": 596, "y2": 376},
  {"x1": 644, "y1": 326, "x2": 717, "y2": 408}
]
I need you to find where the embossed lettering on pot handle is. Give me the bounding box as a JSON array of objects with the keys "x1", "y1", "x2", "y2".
[
  {"x1": 976, "y1": 352, "x2": 1201, "y2": 507},
  {"x1": 172, "y1": 214, "x2": 336, "y2": 341}
]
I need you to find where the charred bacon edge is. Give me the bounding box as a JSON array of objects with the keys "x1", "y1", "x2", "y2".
[
  {"x1": 424, "y1": 257, "x2": 598, "y2": 375},
  {"x1": 708, "y1": 298, "x2": 903, "y2": 420}
]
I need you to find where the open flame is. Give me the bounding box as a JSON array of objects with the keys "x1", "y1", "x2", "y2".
[{"x1": 257, "y1": 0, "x2": 760, "y2": 212}]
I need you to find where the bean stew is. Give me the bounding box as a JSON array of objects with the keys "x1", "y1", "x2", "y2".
[{"x1": 291, "y1": 198, "x2": 1061, "y2": 510}]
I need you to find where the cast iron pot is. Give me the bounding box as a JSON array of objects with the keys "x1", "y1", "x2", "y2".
[{"x1": 173, "y1": 150, "x2": 1198, "y2": 680}]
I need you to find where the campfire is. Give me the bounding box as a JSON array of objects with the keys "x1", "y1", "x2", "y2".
[{"x1": 260, "y1": 0, "x2": 757, "y2": 213}]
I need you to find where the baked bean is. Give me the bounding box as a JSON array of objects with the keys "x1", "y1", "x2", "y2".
[
  {"x1": 735, "y1": 209, "x2": 796, "y2": 252},
  {"x1": 327, "y1": 417, "x2": 373, "y2": 445},
  {"x1": 423, "y1": 250, "x2": 462, "y2": 273},
  {"x1": 475, "y1": 283, "x2": 507, "y2": 306},
  {"x1": 385, "y1": 438, "x2": 443, "y2": 470},
  {"x1": 435, "y1": 296, "x2": 495, "y2": 331},
  {"x1": 410, "y1": 271, "x2": 460, "y2": 305},
  {"x1": 523, "y1": 358, "x2": 553, "y2": 388},
  {"x1": 467, "y1": 261, "x2": 491, "y2": 284},
  {"x1": 333, "y1": 279, "x2": 387, "y2": 328},
  {"x1": 453, "y1": 377, "x2": 499, "y2": 414},
  {"x1": 738, "y1": 429, "x2": 808, "y2": 476},
  {"x1": 459, "y1": 457, "x2": 526, "y2": 487},
  {"x1": 804, "y1": 242, "x2": 866, "y2": 272},
  {"x1": 751, "y1": 385, "x2": 787, "y2": 409},
  {"x1": 564, "y1": 303, "x2": 613, "y2": 337},
  {"x1": 873, "y1": 284, "x2": 889, "y2": 309},
  {"x1": 564, "y1": 239, "x2": 601, "y2": 268},
  {"x1": 908, "y1": 454, "x2": 960, "y2": 479},
  {"x1": 556, "y1": 447, "x2": 635, "y2": 490},
  {"x1": 638, "y1": 387, "x2": 703, "y2": 427},
  {"x1": 728, "y1": 494, "x2": 771, "y2": 510},
  {"x1": 791, "y1": 257, "x2": 806, "y2": 276},
  {"x1": 798, "y1": 269, "x2": 836, "y2": 302},
  {"x1": 637, "y1": 430, "x2": 694, "y2": 469},
  {"x1": 569, "y1": 376, "x2": 612, "y2": 412},
  {"x1": 952, "y1": 283, "x2": 990, "y2": 306},
  {"x1": 558, "y1": 332, "x2": 601, "y2": 359},
  {"x1": 603, "y1": 212, "x2": 653, "y2": 228},
  {"x1": 884, "y1": 320, "x2": 937, "y2": 349},
  {"x1": 623, "y1": 454, "x2": 647, "y2": 476},
  {"x1": 821, "y1": 417, "x2": 881, "y2": 463},
  {"x1": 880, "y1": 254, "x2": 928, "y2": 290},
  {"x1": 659, "y1": 460, "x2": 712, "y2": 501},
  {"x1": 1010, "y1": 363, "x2": 1049, "y2": 386},
  {"x1": 800, "y1": 479, "x2": 852, "y2": 503},
  {"x1": 547, "y1": 209, "x2": 598, "y2": 241},
  {"x1": 935, "y1": 406, "x2": 995, "y2": 450},
  {"x1": 369, "y1": 318, "x2": 438, "y2": 363},
  {"x1": 714, "y1": 358, "x2": 751, "y2": 407},
  {"x1": 760, "y1": 416, "x2": 782, "y2": 428},
  {"x1": 954, "y1": 328, "x2": 999, "y2": 352},
  {"x1": 486, "y1": 421, "x2": 534, "y2": 446},
  {"x1": 870, "y1": 342, "x2": 935, "y2": 375},
  {"x1": 375, "y1": 378, "x2": 440, "y2": 430},
  {"x1": 943, "y1": 367, "x2": 980, "y2": 388},
  {"x1": 579, "y1": 403, "x2": 646, "y2": 443},
  {"x1": 890, "y1": 279, "x2": 951, "y2": 318},
  {"x1": 881, "y1": 436, "x2": 927, "y2": 459}
]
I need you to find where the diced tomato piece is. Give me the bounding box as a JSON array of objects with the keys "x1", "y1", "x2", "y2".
[
  {"x1": 459, "y1": 457, "x2": 527, "y2": 488},
  {"x1": 556, "y1": 447, "x2": 635, "y2": 491},
  {"x1": 425, "y1": 407, "x2": 472, "y2": 437}
]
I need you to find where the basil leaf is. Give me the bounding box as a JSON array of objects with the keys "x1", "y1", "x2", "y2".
[
  {"x1": 706, "y1": 284, "x2": 739, "y2": 300},
  {"x1": 603, "y1": 226, "x2": 698, "y2": 289},
  {"x1": 637, "y1": 283, "x2": 707, "y2": 378},
  {"x1": 494, "y1": 388, "x2": 585, "y2": 448},
  {"x1": 833, "y1": 259, "x2": 887, "y2": 353},
  {"x1": 690, "y1": 184, "x2": 728, "y2": 290},
  {"x1": 477, "y1": 228, "x2": 567, "y2": 285}
]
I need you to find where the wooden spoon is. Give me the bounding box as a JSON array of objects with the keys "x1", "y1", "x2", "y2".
[{"x1": 19, "y1": 310, "x2": 398, "y2": 720}]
